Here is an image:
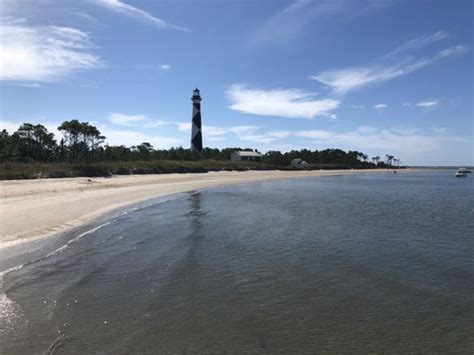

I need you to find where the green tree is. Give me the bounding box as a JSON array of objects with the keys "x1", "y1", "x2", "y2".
[
  {"x1": 135, "y1": 142, "x2": 154, "y2": 160},
  {"x1": 58, "y1": 120, "x2": 82, "y2": 163},
  {"x1": 385, "y1": 154, "x2": 394, "y2": 167},
  {"x1": 58, "y1": 120, "x2": 104, "y2": 163},
  {"x1": 14, "y1": 123, "x2": 56, "y2": 162}
]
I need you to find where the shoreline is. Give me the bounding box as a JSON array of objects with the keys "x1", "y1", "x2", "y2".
[{"x1": 0, "y1": 169, "x2": 419, "y2": 249}]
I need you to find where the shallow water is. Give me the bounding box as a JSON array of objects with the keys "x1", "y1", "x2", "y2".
[{"x1": 1, "y1": 172, "x2": 473, "y2": 353}]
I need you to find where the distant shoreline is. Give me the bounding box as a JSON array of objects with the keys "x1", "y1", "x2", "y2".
[{"x1": 0, "y1": 168, "x2": 427, "y2": 249}]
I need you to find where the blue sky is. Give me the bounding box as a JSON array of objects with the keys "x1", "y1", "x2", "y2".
[{"x1": 1, "y1": 0, "x2": 472, "y2": 165}]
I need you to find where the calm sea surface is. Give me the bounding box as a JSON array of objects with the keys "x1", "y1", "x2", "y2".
[{"x1": 1, "y1": 172, "x2": 473, "y2": 354}]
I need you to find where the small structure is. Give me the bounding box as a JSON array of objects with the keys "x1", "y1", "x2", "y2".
[
  {"x1": 291, "y1": 158, "x2": 309, "y2": 169},
  {"x1": 231, "y1": 150, "x2": 263, "y2": 162}
]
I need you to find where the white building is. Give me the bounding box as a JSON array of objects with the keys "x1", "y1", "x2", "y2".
[{"x1": 231, "y1": 151, "x2": 263, "y2": 162}]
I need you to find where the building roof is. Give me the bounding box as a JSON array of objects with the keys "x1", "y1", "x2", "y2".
[{"x1": 234, "y1": 151, "x2": 263, "y2": 157}]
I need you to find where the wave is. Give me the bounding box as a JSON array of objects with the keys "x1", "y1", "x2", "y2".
[
  {"x1": 0, "y1": 193, "x2": 186, "y2": 333},
  {"x1": 0, "y1": 220, "x2": 115, "y2": 330},
  {"x1": 0, "y1": 264, "x2": 25, "y2": 335},
  {"x1": 45, "y1": 221, "x2": 113, "y2": 258}
]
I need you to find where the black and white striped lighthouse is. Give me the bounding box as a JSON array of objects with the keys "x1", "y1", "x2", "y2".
[{"x1": 190, "y1": 88, "x2": 203, "y2": 154}]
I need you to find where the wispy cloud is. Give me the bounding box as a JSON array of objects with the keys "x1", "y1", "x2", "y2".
[
  {"x1": 108, "y1": 112, "x2": 167, "y2": 127},
  {"x1": 108, "y1": 112, "x2": 146, "y2": 126},
  {"x1": 145, "y1": 120, "x2": 168, "y2": 128},
  {"x1": 0, "y1": 18, "x2": 102, "y2": 83},
  {"x1": 416, "y1": 100, "x2": 439, "y2": 108},
  {"x1": 93, "y1": 0, "x2": 189, "y2": 31},
  {"x1": 226, "y1": 84, "x2": 339, "y2": 119},
  {"x1": 134, "y1": 64, "x2": 172, "y2": 71},
  {"x1": 256, "y1": 0, "x2": 343, "y2": 42},
  {"x1": 309, "y1": 31, "x2": 468, "y2": 94},
  {"x1": 74, "y1": 12, "x2": 102, "y2": 25},
  {"x1": 255, "y1": 0, "x2": 390, "y2": 43},
  {"x1": 373, "y1": 104, "x2": 387, "y2": 110},
  {"x1": 386, "y1": 30, "x2": 449, "y2": 56},
  {"x1": 437, "y1": 45, "x2": 467, "y2": 58}
]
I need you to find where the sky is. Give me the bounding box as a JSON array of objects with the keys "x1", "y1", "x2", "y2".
[{"x1": 0, "y1": 0, "x2": 472, "y2": 165}]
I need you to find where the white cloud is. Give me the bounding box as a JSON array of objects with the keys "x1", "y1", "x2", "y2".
[
  {"x1": 93, "y1": 0, "x2": 189, "y2": 31},
  {"x1": 309, "y1": 31, "x2": 468, "y2": 94},
  {"x1": 0, "y1": 19, "x2": 102, "y2": 83},
  {"x1": 207, "y1": 137, "x2": 226, "y2": 142},
  {"x1": 266, "y1": 130, "x2": 292, "y2": 139},
  {"x1": 239, "y1": 130, "x2": 292, "y2": 144},
  {"x1": 102, "y1": 129, "x2": 181, "y2": 149},
  {"x1": 74, "y1": 12, "x2": 101, "y2": 24},
  {"x1": 1, "y1": 81, "x2": 43, "y2": 88},
  {"x1": 437, "y1": 45, "x2": 467, "y2": 58},
  {"x1": 239, "y1": 134, "x2": 278, "y2": 144},
  {"x1": 416, "y1": 100, "x2": 439, "y2": 108},
  {"x1": 387, "y1": 30, "x2": 449, "y2": 56},
  {"x1": 144, "y1": 120, "x2": 167, "y2": 128},
  {"x1": 228, "y1": 125, "x2": 258, "y2": 135},
  {"x1": 108, "y1": 112, "x2": 146, "y2": 126},
  {"x1": 177, "y1": 122, "x2": 257, "y2": 138},
  {"x1": 226, "y1": 84, "x2": 339, "y2": 119},
  {"x1": 374, "y1": 104, "x2": 387, "y2": 110},
  {"x1": 294, "y1": 126, "x2": 464, "y2": 154},
  {"x1": 310, "y1": 60, "x2": 427, "y2": 94},
  {"x1": 0, "y1": 120, "x2": 26, "y2": 133},
  {"x1": 256, "y1": 0, "x2": 343, "y2": 42},
  {"x1": 432, "y1": 127, "x2": 447, "y2": 134},
  {"x1": 177, "y1": 122, "x2": 191, "y2": 132},
  {"x1": 133, "y1": 64, "x2": 173, "y2": 71},
  {"x1": 108, "y1": 112, "x2": 167, "y2": 127},
  {"x1": 294, "y1": 129, "x2": 333, "y2": 140}
]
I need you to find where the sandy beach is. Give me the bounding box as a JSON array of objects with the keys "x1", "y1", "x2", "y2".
[{"x1": 0, "y1": 169, "x2": 407, "y2": 249}]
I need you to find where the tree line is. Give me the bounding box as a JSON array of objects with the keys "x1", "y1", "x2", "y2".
[{"x1": 0, "y1": 121, "x2": 400, "y2": 168}]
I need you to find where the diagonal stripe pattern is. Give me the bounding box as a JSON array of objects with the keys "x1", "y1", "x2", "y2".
[{"x1": 191, "y1": 88, "x2": 203, "y2": 153}]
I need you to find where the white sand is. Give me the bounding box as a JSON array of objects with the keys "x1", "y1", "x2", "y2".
[{"x1": 0, "y1": 169, "x2": 407, "y2": 249}]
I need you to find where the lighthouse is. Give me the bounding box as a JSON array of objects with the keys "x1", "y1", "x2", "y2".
[{"x1": 190, "y1": 88, "x2": 203, "y2": 154}]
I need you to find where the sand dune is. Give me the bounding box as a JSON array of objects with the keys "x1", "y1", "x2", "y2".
[{"x1": 0, "y1": 169, "x2": 405, "y2": 249}]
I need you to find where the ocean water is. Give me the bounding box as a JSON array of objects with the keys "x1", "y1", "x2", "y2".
[{"x1": 1, "y1": 172, "x2": 473, "y2": 354}]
